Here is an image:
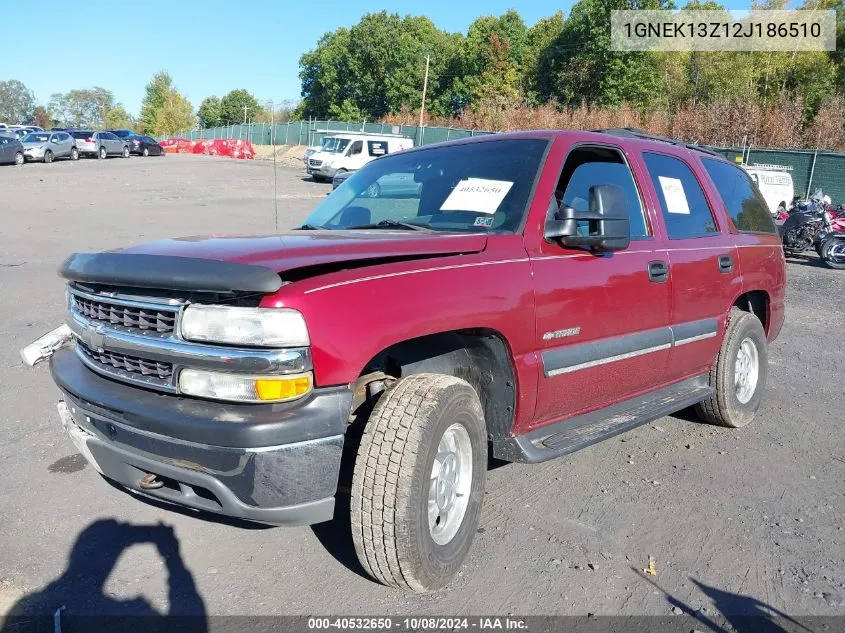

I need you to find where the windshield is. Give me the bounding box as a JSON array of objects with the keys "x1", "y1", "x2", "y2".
[
  {"x1": 302, "y1": 138, "x2": 548, "y2": 233},
  {"x1": 321, "y1": 137, "x2": 351, "y2": 154},
  {"x1": 22, "y1": 134, "x2": 49, "y2": 143}
]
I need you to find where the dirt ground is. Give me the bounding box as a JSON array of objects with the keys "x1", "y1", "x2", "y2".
[{"x1": 0, "y1": 154, "x2": 843, "y2": 623}]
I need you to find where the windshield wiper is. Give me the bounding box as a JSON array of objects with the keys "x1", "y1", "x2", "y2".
[
  {"x1": 346, "y1": 219, "x2": 434, "y2": 232},
  {"x1": 296, "y1": 223, "x2": 329, "y2": 230}
]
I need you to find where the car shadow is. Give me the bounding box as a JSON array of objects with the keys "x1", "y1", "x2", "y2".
[
  {"x1": 632, "y1": 568, "x2": 817, "y2": 633},
  {"x1": 785, "y1": 255, "x2": 826, "y2": 268},
  {"x1": 1, "y1": 518, "x2": 207, "y2": 633}
]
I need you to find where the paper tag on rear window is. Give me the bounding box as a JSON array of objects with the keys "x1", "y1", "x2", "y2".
[
  {"x1": 658, "y1": 176, "x2": 690, "y2": 215},
  {"x1": 440, "y1": 178, "x2": 514, "y2": 214}
]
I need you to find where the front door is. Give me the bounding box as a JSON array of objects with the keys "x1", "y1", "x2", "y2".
[{"x1": 529, "y1": 144, "x2": 672, "y2": 430}]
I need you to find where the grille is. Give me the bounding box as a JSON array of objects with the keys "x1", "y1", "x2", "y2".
[
  {"x1": 77, "y1": 341, "x2": 173, "y2": 380},
  {"x1": 309, "y1": 158, "x2": 322, "y2": 167},
  {"x1": 72, "y1": 294, "x2": 177, "y2": 335}
]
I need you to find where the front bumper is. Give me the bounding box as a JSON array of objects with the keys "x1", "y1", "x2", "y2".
[
  {"x1": 307, "y1": 165, "x2": 337, "y2": 178},
  {"x1": 50, "y1": 348, "x2": 352, "y2": 525},
  {"x1": 23, "y1": 150, "x2": 44, "y2": 161}
]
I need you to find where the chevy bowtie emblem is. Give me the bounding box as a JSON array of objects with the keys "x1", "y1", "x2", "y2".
[{"x1": 89, "y1": 325, "x2": 106, "y2": 352}]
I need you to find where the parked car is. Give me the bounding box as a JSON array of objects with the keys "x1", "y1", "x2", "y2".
[
  {"x1": 20, "y1": 131, "x2": 78, "y2": 162},
  {"x1": 332, "y1": 168, "x2": 420, "y2": 198},
  {"x1": 307, "y1": 133, "x2": 413, "y2": 182},
  {"x1": 0, "y1": 134, "x2": 24, "y2": 165},
  {"x1": 22, "y1": 129, "x2": 785, "y2": 593},
  {"x1": 70, "y1": 131, "x2": 129, "y2": 159},
  {"x1": 125, "y1": 134, "x2": 164, "y2": 156}
]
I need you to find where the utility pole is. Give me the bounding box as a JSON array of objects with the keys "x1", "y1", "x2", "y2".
[
  {"x1": 419, "y1": 54, "x2": 430, "y2": 132},
  {"x1": 244, "y1": 105, "x2": 248, "y2": 124}
]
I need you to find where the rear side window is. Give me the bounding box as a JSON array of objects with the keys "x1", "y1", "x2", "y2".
[
  {"x1": 701, "y1": 159, "x2": 778, "y2": 234},
  {"x1": 642, "y1": 152, "x2": 718, "y2": 239},
  {"x1": 368, "y1": 140, "x2": 388, "y2": 156}
]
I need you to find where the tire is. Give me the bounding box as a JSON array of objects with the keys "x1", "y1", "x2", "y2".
[
  {"x1": 351, "y1": 374, "x2": 487, "y2": 592},
  {"x1": 821, "y1": 237, "x2": 845, "y2": 269},
  {"x1": 142, "y1": 147, "x2": 149, "y2": 157},
  {"x1": 122, "y1": 146, "x2": 130, "y2": 158},
  {"x1": 13, "y1": 151, "x2": 23, "y2": 166},
  {"x1": 98, "y1": 146, "x2": 106, "y2": 160},
  {"x1": 70, "y1": 147, "x2": 79, "y2": 161},
  {"x1": 43, "y1": 150, "x2": 53, "y2": 164},
  {"x1": 695, "y1": 307, "x2": 768, "y2": 428}
]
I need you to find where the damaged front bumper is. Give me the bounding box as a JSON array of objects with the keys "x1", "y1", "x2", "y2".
[{"x1": 49, "y1": 347, "x2": 352, "y2": 526}]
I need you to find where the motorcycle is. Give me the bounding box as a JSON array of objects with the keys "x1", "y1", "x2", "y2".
[{"x1": 779, "y1": 189, "x2": 845, "y2": 268}]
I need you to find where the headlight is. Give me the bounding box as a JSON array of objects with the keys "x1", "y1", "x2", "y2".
[
  {"x1": 179, "y1": 368, "x2": 312, "y2": 403},
  {"x1": 180, "y1": 305, "x2": 309, "y2": 347}
]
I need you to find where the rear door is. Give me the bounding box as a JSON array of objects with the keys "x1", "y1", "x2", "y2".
[
  {"x1": 529, "y1": 143, "x2": 673, "y2": 428},
  {"x1": 0, "y1": 136, "x2": 11, "y2": 162},
  {"x1": 639, "y1": 151, "x2": 741, "y2": 381}
]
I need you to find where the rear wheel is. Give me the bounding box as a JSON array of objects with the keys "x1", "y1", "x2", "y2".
[
  {"x1": 43, "y1": 150, "x2": 53, "y2": 164},
  {"x1": 122, "y1": 146, "x2": 130, "y2": 158},
  {"x1": 351, "y1": 374, "x2": 487, "y2": 592},
  {"x1": 695, "y1": 307, "x2": 768, "y2": 428},
  {"x1": 70, "y1": 147, "x2": 79, "y2": 161},
  {"x1": 14, "y1": 151, "x2": 23, "y2": 166},
  {"x1": 142, "y1": 147, "x2": 149, "y2": 157},
  {"x1": 98, "y1": 146, "x2": 106, "y2": 160}
]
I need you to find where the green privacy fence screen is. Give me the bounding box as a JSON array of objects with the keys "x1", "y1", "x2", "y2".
[
  {"x1": 159, "y1": 121, "x2": 845, "y2": 203},
  {"x1": 159, "y1": 120, "x2": 492, "y2": 148}
]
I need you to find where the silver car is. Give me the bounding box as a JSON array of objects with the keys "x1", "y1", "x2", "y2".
[
  {"x1": 0, "y1": 134, "x2": 25, "y2": 165},
  {"x1": 21, "y1": 132, "x2": 78, "y2": 163},
  {"x1": 70, "y1": 131, "x2": 129, "y2": 159}
]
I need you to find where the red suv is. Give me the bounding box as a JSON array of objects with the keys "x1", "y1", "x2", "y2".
[{"x1": 25, "y1": 128, "x2": 785, "y2": 592}]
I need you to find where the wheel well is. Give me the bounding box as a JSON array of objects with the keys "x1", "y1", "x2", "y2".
[
  {"x1": 733, "y1": 290, "x2": 769, "y2": 333},
  {"x1": 358, "y1": 330, "x2": 516, "y2": 441}
]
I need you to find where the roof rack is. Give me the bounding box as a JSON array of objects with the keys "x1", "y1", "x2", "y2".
[{"x1": 592, "y1": 128, "x2": 721, "y2": 157}]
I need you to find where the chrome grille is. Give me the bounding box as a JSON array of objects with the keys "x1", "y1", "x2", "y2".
[
  {"x1": 77, "y1": 341, "x2": 173, "y2": 380},
  {"x1": 72, "y1": 294, "x2": 177, "y2": 335}
]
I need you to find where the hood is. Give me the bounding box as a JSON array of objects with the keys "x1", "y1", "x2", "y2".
[
  {"x1": 118, "y1": 231, "x2": 488, "y2": 276},
  {"x1": 22, "y1": 142, "x2": 44, "y2": 149}
]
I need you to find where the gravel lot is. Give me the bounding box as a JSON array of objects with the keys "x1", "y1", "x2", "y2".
[{"x1": 0, "y1": 154, "x2": 843, "y2": 622}]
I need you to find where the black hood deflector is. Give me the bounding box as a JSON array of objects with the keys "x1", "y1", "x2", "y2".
[{"x1": 59, "y1": 252, "x2": 283, "y2": 294}]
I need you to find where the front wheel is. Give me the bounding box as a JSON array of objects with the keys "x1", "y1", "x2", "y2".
[
  {"x1": 122, "y1": 146, "x2": 130, "y2": 158},
  {"x1": 14, "y1": 151, "x2": 23, "y2": 166},
  {"x1": 821, "y1": 237, "x2": 845, "y2": 269},
  {"x1": 351, "y1": 374, "x2": 487, "y2": 592},
  {"x1": 43, "y1": 150, "x2": 53, "y2": 164},
  {"x1": 142, "y1": 147, "x2": 149, "y2": 157},
  {"x1": 70, "y1": 147, "x2": 79, "y2": 161},
  {"x1": 695, "y1": 307, "x2": 768, "y2": 428},
  {"x1": 98, "y1": 146, "x2": 106, "y2": 160}
]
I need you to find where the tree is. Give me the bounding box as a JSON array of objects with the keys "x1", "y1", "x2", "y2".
[
  {"x1": 219, "y1": 89, "x2": 261, "y2": 125},
  {"x1": 32, "y1": 105, "x2": 51, "y2": 129},
  {"x1": 523, "y1": 12, "x2": 566, "y2": 104},
  {"x1": 139, "y1": 71, "x2": 174, "y2": 134},
  {"x1": 0, "y1": 79, "x2": 36, "y2": 123},
  {"x1": 104, "y1": 105, "x2": 135, "y2": 130},
  {"x1": 47, "y1": 87, "x2": 116, "y2": 127},
  {"x1": 198, "y1": 96, "x2": 222, "y2": 128},
  {"x1": 153, "y1": 89, "x2": 195, "y2": 135}
]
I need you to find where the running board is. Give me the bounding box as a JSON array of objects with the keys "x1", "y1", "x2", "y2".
[{"x1": 493, "y1": 375, "x2": 713, "y2": 464}]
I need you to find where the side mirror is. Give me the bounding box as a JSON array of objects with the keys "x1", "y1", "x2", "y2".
[{"x1": 545, "y1": 184, "x2": 631, "y2": 252}]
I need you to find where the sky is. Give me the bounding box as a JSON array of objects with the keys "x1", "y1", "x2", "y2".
[{"x1": 1, "y1": 0, "x2": 757, "y2": 116}]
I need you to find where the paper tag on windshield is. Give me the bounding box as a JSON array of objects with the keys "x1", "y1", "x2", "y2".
[
  {"x1": 658, "y1": 176, "x2": 690, "y2": 215},
  {"x1": 440, "y1": 178, "x2": 514, "y2": 214}
]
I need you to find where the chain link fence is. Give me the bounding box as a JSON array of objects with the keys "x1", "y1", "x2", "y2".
[{"x1": 159, "y1": 120, "x2": 845, "y2": 204}]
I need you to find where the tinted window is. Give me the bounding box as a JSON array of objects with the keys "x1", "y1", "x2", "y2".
[
  {"x1": 553, "y1": 147, "x2": 649, "y2": 238},
  {"x1": 349, "y1": 140, "x2": 363, "y2": 155},
  {"x1": 71, "y1": 131, "x2": 92, "y2": 139},
  {"x1": 145, "y1": 137, "x2": 156, "y2": 144},
  {"x1": 642, "y1": 152, "x2": 718, "y2": 239},
  {"x1": 304, "y1": 138, "x2": 549, "y2": 233},
  {"x1": 368, "y1": 140, "x2": 388, "y2": 156},
  {"x1": 701, "y1": 159, "x2": 777, "y2": 234}
]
